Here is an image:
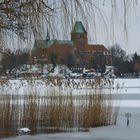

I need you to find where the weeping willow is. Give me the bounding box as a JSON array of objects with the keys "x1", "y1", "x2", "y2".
[{"x1": 0, "y1": 0, "x2": 138, "y2": 51}]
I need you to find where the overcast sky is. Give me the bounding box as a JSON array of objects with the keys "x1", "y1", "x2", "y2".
[{"x1": 92, "y1": 0, "x2": 140, "y2": 55}]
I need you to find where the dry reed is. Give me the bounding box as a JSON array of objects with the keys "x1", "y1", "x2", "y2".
[{"x1": 0, "y1": 77, "x2": 116, "y2": 137}]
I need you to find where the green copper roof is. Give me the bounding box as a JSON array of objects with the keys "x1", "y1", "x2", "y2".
[
  {"x1": 71, "y1": 21, "x2": 87, "y2": 33},
  {"x1": 32, "y1": 39, "x2": 73, "y2": 52}
]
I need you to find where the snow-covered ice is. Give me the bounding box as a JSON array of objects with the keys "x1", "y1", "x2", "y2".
[{"x1": 2, "y1": 107, "x2": 140, "y2": 140}]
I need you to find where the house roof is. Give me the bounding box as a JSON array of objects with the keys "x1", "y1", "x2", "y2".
[
  {"x1": 71, "y1": 21, "x2": 87, "y2": 34},
  {"x1": 85, "y1": 44, "x2": 109, "y2": 52}
]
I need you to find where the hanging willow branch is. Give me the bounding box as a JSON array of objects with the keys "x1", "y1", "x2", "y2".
[{"x1": 0, "y1": 0, "x2": 138, "y2": 50}]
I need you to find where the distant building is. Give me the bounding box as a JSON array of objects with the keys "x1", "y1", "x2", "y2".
[
  {"x1": 32, "y1": 21, "x2": 111, "y2": 72},
  {"x1": 135, "y1": 61, "x2": 140, "y2": 74},
  {"x1": 133, "y1": 53, "x2": 140, "y2": 75}
]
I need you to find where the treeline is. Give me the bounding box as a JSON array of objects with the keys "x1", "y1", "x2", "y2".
[
  {"x1": 110, "y1": 44, "x2": 140, "y2": 77},
  {"x1": 1, "y1": 50, "x2": 29, "y2": 74},
  {"x1": 1, "y1": 44, "x2": 140, "y2": 77}
]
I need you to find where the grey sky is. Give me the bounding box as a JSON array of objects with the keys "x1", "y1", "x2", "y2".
[{"x1": 91, "y1": 0, "x2": 140, "y2": 54}]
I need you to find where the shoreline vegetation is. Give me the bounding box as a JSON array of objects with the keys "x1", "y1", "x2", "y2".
[{"x1": 0, "y1": 77, "x2": 117, "y2": 138}]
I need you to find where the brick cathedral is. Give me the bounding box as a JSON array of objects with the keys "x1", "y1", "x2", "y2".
[{"x1": 32, "y1": 21, "x2": 111, "y2": 72}]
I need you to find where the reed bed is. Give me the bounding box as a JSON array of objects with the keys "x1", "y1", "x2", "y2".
[{"x1": 0, "y1": 77, "x2": 116, "y2": 137}]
